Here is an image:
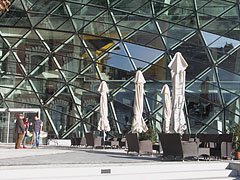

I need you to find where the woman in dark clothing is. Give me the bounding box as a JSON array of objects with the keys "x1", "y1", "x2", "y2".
[{"x1": 21, "y1": 117, "x2": 30, "y2": 149}]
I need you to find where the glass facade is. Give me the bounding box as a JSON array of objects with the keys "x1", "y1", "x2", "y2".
[{"x1": 0, "y1": 0, "x2": 239, "y2": 141}]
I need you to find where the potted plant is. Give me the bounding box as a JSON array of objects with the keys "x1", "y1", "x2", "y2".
[
  {"x1": 230, "y1": 124, "x2": 240, "y2": 159},
  {"x1": 139, "y1": 127, "x2": 157, "y2": 144}
]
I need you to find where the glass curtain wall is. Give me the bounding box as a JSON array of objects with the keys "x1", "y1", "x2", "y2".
[{"x1": 0, "y1": 0, "x2": 239, "y2": 140}]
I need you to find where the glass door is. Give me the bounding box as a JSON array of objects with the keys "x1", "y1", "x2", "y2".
[
  {"x1": 0, "y1": 108, "x2": 40, "y2": 143},
  {"x1": 0, "y1": 109, "x2": 7, "y2": 143}
]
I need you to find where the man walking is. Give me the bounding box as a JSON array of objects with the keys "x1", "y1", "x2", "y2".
[
  {"x1": 32, "y1": 115, "x2": 43, "y2": 148},
  {"x1": 15, "y1": 114, "x2": 25, "y2": 149}
]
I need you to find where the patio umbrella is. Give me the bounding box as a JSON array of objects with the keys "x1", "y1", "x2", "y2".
[
  {"x1": 168, "y1": 52, "x2": 188, "y2": 134},
  {"x1": 131, "y1": 70, "x2": 148, "y2": 133},
  {"x1": 97, "y1": 81, "x2": 110, "y2": 139},
  {"x1": 161, "y1": 84, "x2": 172, "y2": 133}
]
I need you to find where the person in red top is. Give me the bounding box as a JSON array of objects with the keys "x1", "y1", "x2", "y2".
[{"x1": 21, "y1": 117, "x2": 30, "y2": 149}]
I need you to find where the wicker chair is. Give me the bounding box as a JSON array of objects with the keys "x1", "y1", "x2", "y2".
[
  {"x1": 126, "y1": 133, "x2": 153, "y2": 155},
  {"x1": 159, "y1": 133, "x2": 199, "y2": 161},
  {"x1": 85, "y1": 132, "x2": 102, "y2": 149}
]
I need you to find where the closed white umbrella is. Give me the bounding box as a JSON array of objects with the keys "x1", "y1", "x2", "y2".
[
  {"x1": 131, "y1": 70, "x2": 148, "y2": 133},
  {"x1": 168, "y1": 52, "x2": 188, "y2": 134},
  {"x1": 97, "y1": 81, "x2": 110, "y2": 134},
  {"x1": 161, "y1": 84, "x2": 172, "y2": 133}
]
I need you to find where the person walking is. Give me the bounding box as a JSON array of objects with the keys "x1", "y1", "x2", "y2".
[
  {"x1": 15, "y1": 114, "x2": 25, "y2": 149},
  {"x1": 21, "y1": 117, "x2": 30, "y2": 149},
  {"x1": 32, "y1": 115, "x2": 43, "y2": 149}
]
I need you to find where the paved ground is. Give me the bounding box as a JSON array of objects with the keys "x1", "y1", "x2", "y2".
[
  {"x1": 0, "y1": 143, "x2": 160, "y2": 166},
  {"x1": 0, "y1": 143, "x2": 239, "y2": 180}
]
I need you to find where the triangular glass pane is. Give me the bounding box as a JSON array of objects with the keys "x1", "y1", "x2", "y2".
[
  {"x1": 197, "y1": 12, "x2": 215, "y2": 28},
  {"x1": 24, "y1": 52, "x2": 49, "y2": 75},
  {"x1": 132, "y1": 1, "x2": 152, "y2": 17},
  {"x1": 37, "y1": 30, "x2": 73, "y2": 51},
  {"x1": 113, "y1": 0, "x2": 148, "y2": 13},
  {"x1": 72, "y1": 5, "x2": 106, "y2": 21},
  {"x1": 175, "y1": 0, "x2": 195, "y2": 10},
  {"x1": 186, "y1": 68, "x2": 222, "y2": 106},
  {"x1": 111, "y1": 10, "x2": 129, "y2": 24},
  {"x1": 218, "y1": 48, "x2": 240, "y2": 76},
  {"x1": 225, "y1": 110, "x2": 240, "y2": 129},
  {"x1": 117, "y1": 15, "x2": 148, "y2": 30},
  {"x1": 5, "y1": 100, "x2": 40, "y2": 109},
  {"x1": 54, "y1": 35, "x2": 85, "y2": 57},
  {"x1": 95, "y1": 61, "x2": 133, "y2": 82},
  {"x1": 54, "y1": 54, "x2": 83, "y2": 80},
  {"x1": 144, "y1": 55, "x2": 171, "y2": 80},
  {"x1": 44, "y1": 106, "x2": 72, "y2": 135},
  {"x1": 0, "y1": 1, "x2": 31, "y2": 27},
  {"x1": 85, "y1": 38, "x2": 121, "y2": 56},
  {"x1": 202, "y1": 17, "x2": 238, "y2": 36},
  {"x1": 152, "y1": 1, "x2": 172, "y2": 17},
  {"x1": 187, "y1": 98, "x2": 222, "y2": 134},
  {"x1": 65, "y1": 2, "x2": 85, "y2": 15},
  {"x1": 66, "y1": 0, "x2": 90, "y2": 5},
  {"x1": 217, "y1": 67, "x2": 240, "y2": 95},
  {"x1": 147, "y1": 36, "x2": 166, "y2": 50},
  {"x1": 117, "y1": 25, "x2": 136, "y2": 39},
  {"x1": 177, "y1": 13, "x2": 197, "y2": 28},
  {"x1": 57, "y1": 19, "x2": 75, "y2": 33},
  {"x1": 209, "y1": 37, "x2": 240, "y2": 62},
  {"x1": 163, "y1": 35, "x2": 183, "y2": 50},
  {"x1": 0, "y1": 36, "x2": 10, "y2": 52},
  {"x1": 0, "y1": 74, "x2": 24, "y2": 97},
  {"x1": 201, "y1": 31, "x2": 221, "y2": 46},
  {"x1": 124, "y1": 42, "x2": 164, "y2": 63},
  {"x1": 226, "y1": 98, "x2": 240, "y2": 117},
  {"x1": 125, "y1": 31, "x2": 165, "y2": 50},
  {"x1": 22, "y1": 0, "x2": 38, "y2": 11},
  {"x1": 170, "y1": 33, "x2": 211, "y2": 81},
  {"x1": 89, "y1": 0, "x2": 108, "y2": 7},
  {"x1": 195, "y1": 0, "x2": 209, "y2": 10},
  {"x1": 100, "y1": 26, "x2": 121, "y2": 40},
  {"x1": 6, "y1": 79, "x2": 41, "y2": 105},
  {"x1": 141, "y1": 20, "x2": 160, "y2": 34},
  {"x1": 223, "y1": 25, "x2": 240, "y2": 41},
  {"x1": 30, "y1": 0, "x2": 61, "y2": 14},
  {"x1": 221, "y1": 88, "x2": 239, "y2": 106},
  {"x1": 132, "y1": 59, "x2": 149, "y2": 70},
  {"x1": 198, "y1": 0, "x2": 234, "y2": 17},
  {"x1": 83, "y1": 35, "x2": 119, "y2": 58},
  {"x1": 102, "y1": 52, "x2": 134, "y2": 72},
  {"x1": 156, "y1": 6, "x2": 194, "y2": 24},
  {"x1": 51, "y1": 3, "x2": 69, "y2": 17},
  {"x1": 93, "y1": 10, "x2": 114, "y2": 24},
  {"x1": 44, "y1": 96, "x2": 75, "y2": 132},
  {"x1": 221, "y1": 5, "x2": 239, "y2": 22},
  {"x1": 83, "y1": 21, "x2": 114, "y2": 36},
  {"x1": 162, "y1": 23, "x2": 195, "y2": 41},
  {"x1": 0, "y1": 27, "x2": 30, "y2": 47},
  {"x1": 113, "y1": 98, "x2": 134, "y2": 131},
  {"x1": 201, "y1": 111, "x2": 225, "y2": 134},
  {"x1": 1, "y1": 51, "x2": 25, "y2": 76},
  {"x1": 36, "y1": 15, "x2": 68, "y2": 30},
  {"x1": 27, "y1": 12, "x2": 47, "y2": 27},
  {"x1": 69, "y1": 74, "x2": 100, "y2": 94},
  {"x1": 29, "y1": 77, "x2": 65, "y2": 103},
  {"x1": 12, "y1": 30, "x2": 46, "y2": 51},
  {"x1": 72, "y1": 18, "x2": 89, "y2": 32}
]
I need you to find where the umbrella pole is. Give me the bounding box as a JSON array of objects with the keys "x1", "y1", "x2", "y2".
[{"x1": 103, "y1": 131, "x2": 106, "y2": 149}]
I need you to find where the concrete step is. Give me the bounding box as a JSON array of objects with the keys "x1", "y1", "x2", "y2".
[{"x1": 0, "y1": 162, "x2": 238, "y2": 180}]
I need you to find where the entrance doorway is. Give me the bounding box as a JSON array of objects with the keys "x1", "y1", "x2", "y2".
[{"x1": 0, "y1": 108, "x2": 40, "y2": 143}]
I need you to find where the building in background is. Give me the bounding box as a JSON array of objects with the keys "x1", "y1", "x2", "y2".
[{"x1": 0, "y1": 0, "x2": 239, "y2": 142}]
